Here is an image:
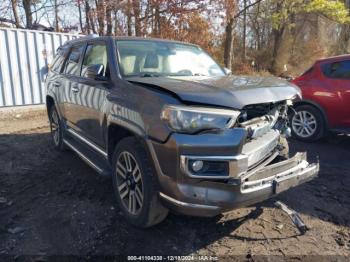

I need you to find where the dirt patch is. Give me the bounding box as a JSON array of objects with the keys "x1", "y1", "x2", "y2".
[
  {"x1": 0, "y1": 114, "x2": 349, "y2": 258},
  {"x1": 0, "y1": 106, "x2": 48, "y2": 134}
]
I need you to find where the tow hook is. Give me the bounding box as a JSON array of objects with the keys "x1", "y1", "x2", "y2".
[{"x1": 275, "y1": 201, "x2": 308, "y2": 235}]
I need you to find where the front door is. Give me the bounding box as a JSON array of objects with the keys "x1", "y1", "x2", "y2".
[{"x1": 72, "y1": 41, "x2": 112, "y2": 148}]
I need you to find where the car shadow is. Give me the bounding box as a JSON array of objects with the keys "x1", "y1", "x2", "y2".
[{"x1": 0, "y1": 131, "x2": 349, "y2": 256}]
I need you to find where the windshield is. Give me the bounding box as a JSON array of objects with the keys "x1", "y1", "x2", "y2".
[{"x1": 116, "y1": 40, "x2": 225, "y2": 77}]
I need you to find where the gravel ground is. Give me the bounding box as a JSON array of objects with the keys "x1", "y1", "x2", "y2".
[{"x1": 0, "y1": 110, "x2": 349, "y2": 260}]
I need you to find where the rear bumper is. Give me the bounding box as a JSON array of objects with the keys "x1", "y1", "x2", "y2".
[{"x1": 158, "y1": 153, "x2": 318, "y2": 217}]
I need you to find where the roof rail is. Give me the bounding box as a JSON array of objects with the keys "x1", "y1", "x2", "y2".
[{"x1": 62, "y1": 33, "x2": 99, "y2": 46}]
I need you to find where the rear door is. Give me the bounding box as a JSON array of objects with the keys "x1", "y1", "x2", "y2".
[
  {"x1": 321, "y1": 60, "x2": 350, "y2": 128},
  {"x1": 46, "y1": 45, "x2": 69, "y2": 117},
  {"x1": 61, "y1": 43, "x2": 86, "y2": 129}
]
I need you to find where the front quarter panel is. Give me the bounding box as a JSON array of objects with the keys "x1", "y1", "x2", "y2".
[{"x1": 106, "y1": 80, "x2": 179, "y2": 142}]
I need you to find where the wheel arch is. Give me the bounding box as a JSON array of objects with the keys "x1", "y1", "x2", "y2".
[
  {"x1": 293, "y1": 99, "x2": 329, "y2": 130},
  {"x1": 107, "y1": 121, "x2": 149, "y2": 164},
  {"x1": 46, "y1": 95, "x2": 55, "y2": 115}
]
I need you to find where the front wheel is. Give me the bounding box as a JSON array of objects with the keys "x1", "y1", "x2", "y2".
[
  {"x1": 112, "y1": 137, "x2": 168, "y2": 228},
  {"x1": 291, "y1": 105, "x2": 325, "y2": 142}
]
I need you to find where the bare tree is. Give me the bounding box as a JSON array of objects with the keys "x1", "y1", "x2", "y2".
[
  {"x1": 96, "y1": 0, "x2": 105, "y2": 35},
  {"x1": 11, "y1": 0, "x2": 21, "y2": 28},
  {"x1": 22, "y1": 0, "x2": 33, "y2": 28},
  {"x1": 338, "y1": 0, "x2": 350, "y2": 53},
  {"x1": 77, "y1": 0, "x2": 84, "y2": 32},
  {"x1": 54, "y1": 0, "x2": 59, "y2": 31},
  {"x1": 84, "y1": 0, "x2": 92, "y2": 33},
  {"x1": 242, "y1": 0, "x2": 247, "y2": 61}
]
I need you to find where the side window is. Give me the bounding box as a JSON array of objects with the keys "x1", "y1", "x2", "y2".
[
  {"x1": 63, "y1": 44, "x2": 85, "y2": 76},
  {"x1": 322, "y1": 60, "x2": 350, "y2": 79},
  {"x1": 50, "y1": 46, "x2": 68, "y2": 73},
  {"x1": 81, "y1": 43, "x2": 109, "y2": 78}
]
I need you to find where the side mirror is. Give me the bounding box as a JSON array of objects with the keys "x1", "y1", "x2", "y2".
[
  {"x1": 85, "y1": 64, "x2": 105, "y2": 80},
  {"x1": 223, "y1": 67, "x2": 232, "y2": 75}
]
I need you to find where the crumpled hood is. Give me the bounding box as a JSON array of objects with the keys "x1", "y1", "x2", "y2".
[{"x1": 128, "y1": 75, "x2": 301, "y2": 109}]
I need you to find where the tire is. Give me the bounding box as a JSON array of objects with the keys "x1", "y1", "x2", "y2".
[
  {"x1": 49, "y1": 105, "x2": 67, "y2": 151},
  {"x1": 290, "y1": 105, "x2": 325, "y2": 142},
  {"x1": 112, "y1": 137, "x2": 168, "y2": 228}
]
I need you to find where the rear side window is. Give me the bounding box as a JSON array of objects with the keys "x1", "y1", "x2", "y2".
[
  {"x1": 322, "y1": 60, "x2": 350, "y2": 79},
  {"x1": 63, "y1": 44, "x2": 85, "y2": 76},
  {"x1": 50, "y1": 46, "x2": 68, "y2": 73},
  {"x1": 81, "y1": 43, "x2": 109, "y2": 78}
]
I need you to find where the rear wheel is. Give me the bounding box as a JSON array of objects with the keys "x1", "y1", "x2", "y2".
[
  {"x1": 112, "y1": 137, "x2": 168, "y2": 227},
  {"x1": 291, "y1": 105, "x2": 325, "y2": 142},
  {"x1": 49, "y1": 106, "x2": 66, "y2": 151}
]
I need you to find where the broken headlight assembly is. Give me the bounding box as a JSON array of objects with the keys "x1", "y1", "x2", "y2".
[{"x1": 161, "y1": 105, "x2": 240, "y2": 134}]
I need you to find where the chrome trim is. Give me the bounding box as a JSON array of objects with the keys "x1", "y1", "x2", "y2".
[
  {"x1": 180, "y1": 154, "x2": 248, "y2": 179},
  {"x1": 63, "y1": 139, "x2": 104, "y2": 174},
  {"x1": 242, "y1": 129, "x2": 280, "y2": 167},
  {"x1": 241, "y1": 158, "x2": 319, "y2": 194},
  {"x1": 67, "y1": 128, "x2": 108, "y2": 158},
  {"x1": 180, "y1": 130, "x2": 281, "y2": 180},
  {"x1": 159, "y1": 192, "x2": 220, "y2": 210}
]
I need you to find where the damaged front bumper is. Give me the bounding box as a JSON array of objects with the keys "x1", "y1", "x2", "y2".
[
  {"x1": 240, "y1": 152, "x2": 319, "y2": 194},
  {"x1": 159, "y1": 152, "x2": 318, "y2": 217},
  {"x1": 150, "y1": 128, "x2": 319, "y2": 217}
]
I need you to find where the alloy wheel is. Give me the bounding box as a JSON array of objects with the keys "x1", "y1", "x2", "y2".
[
  {"x1": 292, "y1": 110, "x2": 317, "y2": 138},
  {"x1": 115, "y1": 151, "x2": 144, "y2": 215},
  {"x1": 50, "y1": 109, "x2": 60, "y2": 146}
]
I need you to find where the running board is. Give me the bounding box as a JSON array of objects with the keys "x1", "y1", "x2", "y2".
[{"x1": 63, "y1": 138, "x2": 111, "y2": 176}]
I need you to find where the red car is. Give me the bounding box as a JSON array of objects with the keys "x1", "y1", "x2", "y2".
[{"x1": 291, "y1": 55, "x2": 350, "y2": 142}]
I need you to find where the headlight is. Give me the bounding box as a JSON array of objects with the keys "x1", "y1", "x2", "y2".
[
  {"x1": 287, "y1": 93, "x2": 302, "y2": 106},
  {"x1": 161, "y1": 105, "x2": 240, "y2": 133}
]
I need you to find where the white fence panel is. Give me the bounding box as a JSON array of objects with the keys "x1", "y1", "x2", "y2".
[{"x1": 0, "y1": 27, "x2": 80, "y2": 107}]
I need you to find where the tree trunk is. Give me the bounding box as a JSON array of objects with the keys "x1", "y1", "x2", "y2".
[
  {"x1": 89, "y1": 9, "x2": 97, "y2": 34},
  {"x1": 155, "y1": 2, "x2": 161, "y2": 37},
  {"x1": 78, "y1": 0, "x2": 84, "y2": 33},
  {"x1": 114, "y1": 10, "x2": 119, "y2": 36},
  {"x1": 85, "y1": 0, "x2": 91, "y2": 34},
  {"x1": 142, "y1": 0, "x2": 150, "y2": 35},
  {"x1": 11, "y1": 0, "x2": 21, "y2": 28},
  {"x1": 96, "y1": 0, "x2": 105, "y2": 35},
  {"x1": 127, "y1": 0, "x2": 132, "y2": 36},
  {"x1": 270, "y1": 1, "x2": 284, "y2": 74},
  {"x1": 242, "y1": 0, "x2": 247, "y2": 62},
  {"x1": 54, "y1": 0, "x2": 59, "y2": 32},
  {"x1": 133, "y1": 0, "x2": 141, "y2": 36},
  {"x1": 223, "y1": 18, "x2": 234, "y2": 70},
  {"x1": 271, "y1": 27, "x2": 285, "y2": 74},
  {"x1": 338, "y1": 0, "x2": 350, "y2": 53},
  {"x1": 22, "y1": 0, "x2": 33, "y2": 29},
  {"x1": 106, "y1": 2, "x2": 112, "y2": 35}
]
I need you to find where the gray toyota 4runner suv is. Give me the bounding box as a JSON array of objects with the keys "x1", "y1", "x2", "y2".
[{"x1": 46, "y1": 35, "x2": 319, "y2": 227}]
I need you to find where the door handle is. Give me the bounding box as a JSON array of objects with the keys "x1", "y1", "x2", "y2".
[{"x1": 71, "y1": 86, "x2": 80, "y2": 93}]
